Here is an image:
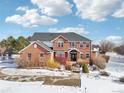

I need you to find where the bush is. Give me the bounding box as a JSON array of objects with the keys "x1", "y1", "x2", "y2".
[
  {"x1": 14, "y1": 58, "x2": 45, "y2": 68},
  {"x1": 14, "y1": 58, "x2": 30, "y2": 68},
  {"x1": 65, "y1": 65, "x2": 73, "y2": 70},
  {"x1": 77, "y1": 59, "x2": 88, "y2": 66},
  {"x1": 65, "y1": 61, "x2": 73, "y2": 70},
  {"x1": 114, "y1": 45, "x2": 124, "y2": 55},
  {"x1": 45, "y1": 59, "x2": 60, "y2": 69},
  {"x1": 119, "y1": 76, "x2": 124, "y2": 83},
  {"x1": 93, "y1": 54, "x2": 107, "y2": 69},
  {"x1": 55, "y1": 57, "x2": 66, "y2": 65},
  {"x1": 82, "y1": 64, "x2": 89, "y2": 73}
]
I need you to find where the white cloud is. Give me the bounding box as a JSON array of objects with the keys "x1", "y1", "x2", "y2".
[
  {"x1": 16, "y1": 6, "x2": 29, "y2": 12},
  {"x1": 73, "y1": 0, "x2": 124, "y2": 21},
  {"x1": 31, "y1": 0, "x2": 72, "y2": 16},
  {"x1": 5, "y1": 8, "x2": 58, "y2": 27},
  {"x1": 93, "y1": 36, "x2": 124, "y2": 45},
  {"x1": 48, "y1": 26, "x2": 89, "y2": 35},
  {"x1": 105, "y1": 36, "x2": 123, "y2": 45},
  {"x1": 112, "y1": 2, "x2": 124, "y2": 17}
]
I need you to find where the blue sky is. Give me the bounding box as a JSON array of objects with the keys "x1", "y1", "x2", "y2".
[{"x1": 0, "y1": 0, "x2": 124, "y2": 44}]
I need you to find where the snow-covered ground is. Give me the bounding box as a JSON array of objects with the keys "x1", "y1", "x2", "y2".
[
  {"x1": 106, "y1": 61, "x2": 124, "y2": 78},
  {"x1": 1, "y1": 68, "x2": 71, "y2": 77},
  {"x1": 0, "y1": 62, "x2": 17, "y2": 68},
  {"x1": 0, "y1": 73, "x2": 123, "y2": 93},
  {"x1": 0, "y1": 52, "x2": 123, "y2": 93},
  {"x1": 0, "y1": 59, "x2": 17, "y2": 68}
]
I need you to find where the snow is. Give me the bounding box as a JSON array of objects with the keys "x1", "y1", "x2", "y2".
[
  {"x1": 0, "y1": 63, "x2": 17, "y2": 68},
  {"x1": 0, "y1": 59, "x2": 17, "y2": 68},
  {"x1": 81, "y1": 74, "x2": 124, "y2": 93},
  {"x1": 0, "y1": 52, "x2": 123, "y2": 93},
  {"x1": 0, "y1": 73, "x2": 123, "y2": 93},
  {"x1": 1, "y1": 68, "x2": 71, "y2": 77},
  {"x1": 106, "y1": 61, "x2": 124, "y2": 78},
  {"x1": 0, "y1": 80, "x2": 81, "y2": 93}
]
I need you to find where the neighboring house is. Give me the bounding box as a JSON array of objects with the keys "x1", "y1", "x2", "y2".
[
  {"x1": 91, "y1": 45, "x2": 100, "y2": 59},
  {"x1": 19, "y1": 32, "x2": 92, "y2": 65}
]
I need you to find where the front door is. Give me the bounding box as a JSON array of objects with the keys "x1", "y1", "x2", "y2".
[{"x1": 70, "y1": 50, "x2": 77, "y2": 61}]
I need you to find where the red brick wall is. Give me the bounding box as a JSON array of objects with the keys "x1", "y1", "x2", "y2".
[
  {"x1": 53, "y1": 36, "x2": 70, "y2": 51},
  {"x1": 53, "y1": 36, "x2": 91, "y2": 61},
  {"x1": 20, "y1": 43, "x2": 51, "y2": 64},
  {"x1": 20, "y1": 36, "x2": 92, "y2": 65}
]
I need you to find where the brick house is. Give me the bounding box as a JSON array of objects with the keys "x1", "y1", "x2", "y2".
[{"x1": 19, "y1": 32, "x2": 92, "y2": 65}]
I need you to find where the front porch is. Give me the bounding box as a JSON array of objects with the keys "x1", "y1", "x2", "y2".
[{"x1": 53, "y1": 48, "x2": 90, "y2": 65}]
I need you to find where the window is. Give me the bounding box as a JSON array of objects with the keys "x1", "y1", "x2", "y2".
[
  {"x1": 56, "y1": 51, "x2": 65, "y2": 57},
  {"x1": 80, "y1": 54, "x2": 84, "y2": 59},
  {"x1": 86, "y1": 43, "x2": 89, "y2": 48},
  {"x1": 40, "y1": 53, "x2": 44, "y2": 57},
  {"x1": 28, "y1": 53, "x2": 32, "y2": 61},
  {"x1": 80, "y1": 42, "x2": 83, "y2": 48},
  {"x1": 58, "y1": 39, "x2": 64, "y2": 47},
  {"x1": 39, "y1": 53, "x2": 44, "y2": 62},
  {"x1": 70, "y1": 42, "x2": 76, "y2": 47},
  {"x1": 86, "y1": 53, "x2": 90, "y2": 58}
]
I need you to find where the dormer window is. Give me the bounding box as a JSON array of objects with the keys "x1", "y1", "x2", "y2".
[{"x1": 58, "y1": 39, "x2": 64, "y2": 47}]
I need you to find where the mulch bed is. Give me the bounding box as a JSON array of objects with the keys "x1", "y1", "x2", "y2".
[{"x1": 0, "y1": 69, "x2": 81, "y2": 87}]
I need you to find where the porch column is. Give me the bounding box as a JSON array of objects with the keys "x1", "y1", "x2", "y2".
[{"x1": 50, "y1": 52, "x2": 54, "y2": 61}]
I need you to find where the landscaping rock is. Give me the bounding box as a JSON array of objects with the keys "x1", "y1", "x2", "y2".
[
  {"x1": 119, "y1": 76, "x2": 124, "y2": 83},
  {"x1": 4, "y1": 76, "x2": 11, "y2": 80},
  {"x1": 100, "y1": 71, "x2": 110, "y2": 76},
  {"x1": 11, "y1": 76, "x2": 19, "y2": 80}
]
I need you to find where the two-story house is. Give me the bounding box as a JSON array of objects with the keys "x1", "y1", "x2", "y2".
[{"x1": 19, "y1": 32, "x2": 92, "y2": 65}]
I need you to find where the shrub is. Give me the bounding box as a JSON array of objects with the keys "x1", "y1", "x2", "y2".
[
  {"x1": 55, "y1": 57, "x2": 66, "y2": 65},
  {"x1": 93, "y1": 54, "x2": 107, "y2": 69},
  {"x1": 82, "y1": 64, "x2": 89, "y2": 73},
  {"x1": 14, "y1": 58, "x2": 43, "y2": 68},
  {"x1": 65, "y1": 65, "x2": 73, "y2": 70},
  {"x1": 65, "y1": 61, "x2": 73, "y2": 70},
  {"x1": 77, "y1": 59, "x2": 88, "y2": 66},
  {"x1": 14, "y1": 58, "x2": 30, "y2": 68},
  {"x1": 119, "y1": 76, "x2": 124, "y2": 83},
  {"x1": 45, "y1": 59, "x2": 60, "y2": 69},
  {"x1": 114, "y1": 45, "x2": 124, "y2": 55}
]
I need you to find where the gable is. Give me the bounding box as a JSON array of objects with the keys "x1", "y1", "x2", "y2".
[
  {"x1": 19, "y1": 41, "x2": 53, "y2": 53},
  {"x1": 51, "y1": 35, "x2": 69, "y2": 42}
]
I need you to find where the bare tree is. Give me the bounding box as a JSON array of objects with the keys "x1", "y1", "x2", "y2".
[
  {"x1": 100, "y1": 40, "x2": 115, "y2": 54},
  {"x1": 114, "y1": 45, "x2": 124, "y2": 55}
]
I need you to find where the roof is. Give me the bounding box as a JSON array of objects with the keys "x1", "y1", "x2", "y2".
[
  {"x1": 29, "y1": 32, "x2": 91, "y2": 41},
  {"x1": 36, "y1": 41, "x2": 53, "y2": 52},
  {"x1": 92, "y1": 45, "x2": 100, "y2": 50},
  {"x1": 19, "y1": 40, "x2": 53, "y2": 53}
]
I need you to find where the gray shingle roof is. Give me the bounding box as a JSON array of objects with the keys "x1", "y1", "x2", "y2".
[{"x1": 30, "y1": 32, "x2": 91, "y2": 41}]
